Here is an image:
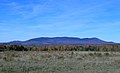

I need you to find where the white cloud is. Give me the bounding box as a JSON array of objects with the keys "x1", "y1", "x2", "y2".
[{"x1": 0, "y1": 0, "x2": 62, "y2": 19}]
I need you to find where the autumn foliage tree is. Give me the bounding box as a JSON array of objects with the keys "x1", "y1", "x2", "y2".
[{"x1": 1, "y1": 44, "x2": 120, "y2": 52}]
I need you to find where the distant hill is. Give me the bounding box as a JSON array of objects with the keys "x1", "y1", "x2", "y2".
[{"x1": 0, "y1": 37, "x2": 118, "y2": 46}]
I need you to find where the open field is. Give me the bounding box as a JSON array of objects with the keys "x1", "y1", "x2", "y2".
[{"x1": 0, "y1": 51, "x2": 120, "y2": 73}]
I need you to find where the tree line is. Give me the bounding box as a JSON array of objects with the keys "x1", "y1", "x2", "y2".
[{"x1": 1, "y1": 45, "x2": 120, "y2": 51}]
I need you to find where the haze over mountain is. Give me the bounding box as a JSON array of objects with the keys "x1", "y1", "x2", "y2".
[{"x1": 1, "y1": 37, "x2": 118, "y2": 46}]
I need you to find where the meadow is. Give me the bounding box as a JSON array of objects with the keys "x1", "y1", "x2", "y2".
[{"x1": 0, "y1": 51, "x2": 120, "y2": 73}]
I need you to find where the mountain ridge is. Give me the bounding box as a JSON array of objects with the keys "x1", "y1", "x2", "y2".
[{"x1": 0, "y1": 37, "x2": 118, "y2": 46}]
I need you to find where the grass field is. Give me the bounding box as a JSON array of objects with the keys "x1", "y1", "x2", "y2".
[{"x1": 0, "y1": 51, "x2": 120, "y2": 73}]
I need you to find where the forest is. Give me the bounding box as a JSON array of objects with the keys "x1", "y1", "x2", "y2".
[{"x1": 1, "y1": 44, "x2": 120, "y2": 51}]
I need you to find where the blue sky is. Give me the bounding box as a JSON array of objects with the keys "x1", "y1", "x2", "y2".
[{"x1": 0, "y1": 0, "x2": 120, "y2": 42}]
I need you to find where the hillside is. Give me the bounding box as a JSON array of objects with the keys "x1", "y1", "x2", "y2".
[{"x1": 1, "y1": 37, "x2": 117, "y2": 46}]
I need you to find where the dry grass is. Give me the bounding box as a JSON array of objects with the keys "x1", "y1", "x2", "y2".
[{"x1": 0, "y1": 51, "x2": 120, "y2": 73}]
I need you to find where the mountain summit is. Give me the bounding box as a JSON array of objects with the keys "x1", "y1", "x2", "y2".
[{"x1": 1, "y1": 37, "x2": 117, "y2": 46}]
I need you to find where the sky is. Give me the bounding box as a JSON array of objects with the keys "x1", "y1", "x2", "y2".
[{"x1": 0, "y1": 0, "x2": 120, "y2": 42}]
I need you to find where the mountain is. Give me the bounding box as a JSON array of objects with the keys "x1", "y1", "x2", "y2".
[{"x1": 0, "y1": 37, "x2": 118, "y2": 46}]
